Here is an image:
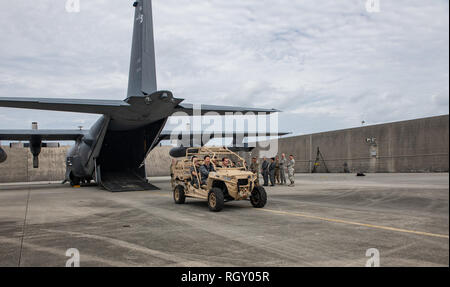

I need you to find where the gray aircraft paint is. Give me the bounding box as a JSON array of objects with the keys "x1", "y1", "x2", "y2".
[{"x1": 128, "y1": 0, "x2": 157, "y2": 97}]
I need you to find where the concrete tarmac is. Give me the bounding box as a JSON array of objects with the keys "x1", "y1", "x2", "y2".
[{"x1": 0, "y1": 173, "x2": 448, "y2": 267}]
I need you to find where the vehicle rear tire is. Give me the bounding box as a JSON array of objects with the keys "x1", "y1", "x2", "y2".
[
  {"x1": 208, "y1": 187, "x2": 224, "y2": 212},
  {"x1": 173, "y1": 185, "x2": 186, "y2": 204},
  {"x1": 250, "y1": 186, "x2": 267, "y2": 208}
]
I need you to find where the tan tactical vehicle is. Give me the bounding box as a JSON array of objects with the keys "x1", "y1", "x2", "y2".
[{"x1": 170, "y1": 147, "x2": 267, "y2": 212}]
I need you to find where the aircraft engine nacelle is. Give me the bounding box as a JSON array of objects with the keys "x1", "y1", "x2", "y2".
[
  {"x1": 0, "y1": 147, "x2": 7, "y2": 163},
  {"x1": 169, "y1": 147, "x2": 189, "y2": 158}
]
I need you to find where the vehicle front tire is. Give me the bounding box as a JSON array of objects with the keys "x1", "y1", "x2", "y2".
[
  {"x1": 250, "y1": 186, "x2": 267, "y2": 208},
  {"x1": 208, "y1": 187, "x2": 224, "y2": 212},
  {"x1": 173, "y1": 185, "x2": 186, "y2": 204}
]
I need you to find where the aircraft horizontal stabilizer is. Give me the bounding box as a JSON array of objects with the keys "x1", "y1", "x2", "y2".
[
  {"x1": 174, "y1": 103, "x2": 280, "y2": 115},
  {"x1": 0, "y1": 97, "x2": 129, "y2": 115},
  {"x1": 0, "y1": 129, "x2": 88, "y2": 141}
]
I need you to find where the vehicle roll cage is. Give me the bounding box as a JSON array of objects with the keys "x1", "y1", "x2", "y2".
[{"x1": 185, "y1": 146, "x2": 247, "y2": 174}]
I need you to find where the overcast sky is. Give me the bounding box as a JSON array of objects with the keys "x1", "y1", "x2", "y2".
[{"x1": 0, "y1": 0, "x2": 448, "y2": 136}]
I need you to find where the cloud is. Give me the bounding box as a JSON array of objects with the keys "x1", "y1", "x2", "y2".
[{"x1": 0, "y1": 0, "x2": 448, "y2": 134}]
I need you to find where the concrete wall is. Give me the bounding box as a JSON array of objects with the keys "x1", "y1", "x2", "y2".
[
  {"x1": 144, "y1": 146, "x2": 173, "y2": 176},
  {"x1": 0, "y1": 146, "x2": 70, "y2": 183},
  {"x1": 251, "y1": 115, "x2": 449, "y2": 173}
]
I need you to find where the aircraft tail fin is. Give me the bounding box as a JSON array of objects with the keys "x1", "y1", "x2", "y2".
[{"x1": 127, "y1": 0, "x2": 157, "y2": 98}]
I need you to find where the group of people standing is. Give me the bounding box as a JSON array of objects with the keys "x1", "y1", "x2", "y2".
[{"x1": 250, "y1": 154, "x2": 296, "y2": 187}]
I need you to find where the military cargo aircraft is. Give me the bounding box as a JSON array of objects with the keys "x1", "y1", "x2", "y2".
[{"x1": 0, "y1": 0, "x2": 285, "y2": 191}]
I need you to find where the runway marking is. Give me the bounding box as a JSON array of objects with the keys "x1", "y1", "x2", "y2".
[
  {"x1": 260, "y1": 208, "x2": 449, "y2": 239},
  {"x1": 18, "y1": 188, "x2": 31, "y2": 267},
  {"x1": 146, "y1": 191, "x2": 448, "y2": 239}
]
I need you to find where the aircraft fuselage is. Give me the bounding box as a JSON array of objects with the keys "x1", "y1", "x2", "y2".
[{"x1": 65, "y1": 91, "x2": 177, "y2": 187}]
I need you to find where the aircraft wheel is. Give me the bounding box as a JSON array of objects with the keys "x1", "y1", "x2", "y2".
[
  {"x1": 70, "y1": 178, "x2": 80, "y2": 187},
  {"x1": 69, "y1": 173, "x2": 81, "y2": 187}
]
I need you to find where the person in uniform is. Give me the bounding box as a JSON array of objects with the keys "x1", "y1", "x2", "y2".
[
  {"x1": 280, "y1": 153, "x2": 287, "y2": 185},
  {"x1": 275, "y1": 155, "x2": 281, "y2": 184},
  {"x1": 261, "y1": 157, "x2": 269, "y2": 186},
  {"x1": 199, "y1": 155, "x2": 215, "y2": 186},
  {"x1": 287, "y1": 154, "x2": 295, "y2": 186},
  {"x1": 269, "y1": 157, "x2": 276, "y2": 186},
  {"x1": 249, "y1": 157, "x2": 259, "y2": 185},
  {"x1": 189, "y1": 156, "x2": 200, "y2": 187}
]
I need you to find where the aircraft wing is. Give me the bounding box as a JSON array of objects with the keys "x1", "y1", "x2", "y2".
[
  {"x1": 0, "y1": 97, "x2": 129, "y2": 115},
  {"x1": 0, "y1": 129, "x2": 88, "y2": 141},
  {"x1": 174, "y1": 103, "x2": 280, "y2": 115}
]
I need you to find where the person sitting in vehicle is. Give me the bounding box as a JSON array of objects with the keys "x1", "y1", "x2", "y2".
[
  {"x1": 221, "y1": 157, "x2": 230, "y2": 168},
  {"x1": 199, "y1": 155, "x2": 215, "y2": 186},
  {"x1": 220, "y1": 157, "x2": 235, "y2": 168},
  {"x1": 190, "y1": 156, "x2": 200, "y2": 187}
]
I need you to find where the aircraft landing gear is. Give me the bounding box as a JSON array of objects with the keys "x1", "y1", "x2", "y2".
[{"x1": 69, "y1": 173, "x2": 81, "y2": 187}]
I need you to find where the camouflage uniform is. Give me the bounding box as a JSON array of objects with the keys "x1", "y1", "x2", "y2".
[
  {"x1": 287, "y1": 158, "x2": 295, "y2": 186},
  {"x1": 275, "y1": 159, "x2": 280, "y2": 184},
  {"x1": 279, "y1": 156, "x2": 287, "y2": 185},
  {"x1": 249, "y1": 160, "x2": 259, "y2": 185}
]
